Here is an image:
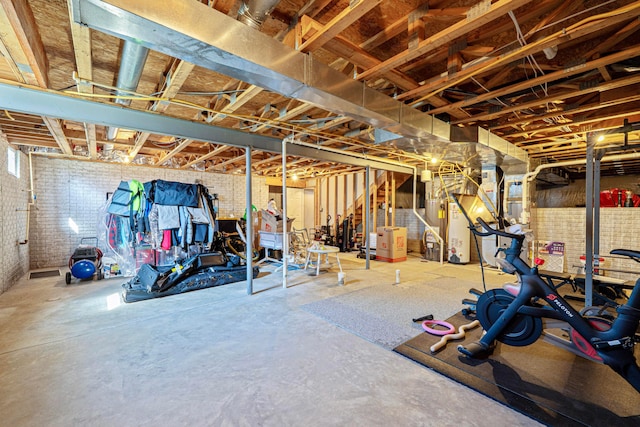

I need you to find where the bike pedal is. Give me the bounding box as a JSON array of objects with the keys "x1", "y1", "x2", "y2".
[
  {"x1": 468, "y1": 287, "x2": 484, "y2": 297},
  {"x1": 457, "y1": 341, "x2": 494, "y2": 359}
]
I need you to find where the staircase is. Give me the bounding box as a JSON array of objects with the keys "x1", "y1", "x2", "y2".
[{"x1": 347, "y1": 171, "x2": 412, "y2": 236}]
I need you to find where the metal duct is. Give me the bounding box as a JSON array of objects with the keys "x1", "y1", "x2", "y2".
[
  {"x1": 70, "y1": 0, "x2": 527, "y2": 166},
  {"x1": 106, "y1": 40, "x2": 150, "y2": 140},
  {"x1": 237, "y1": 0, "x2": 281, "y2": 29}
]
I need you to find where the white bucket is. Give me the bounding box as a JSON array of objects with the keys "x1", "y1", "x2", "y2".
[{"x1": 338, "y1": 272, "x2": 346, "y2": 286}]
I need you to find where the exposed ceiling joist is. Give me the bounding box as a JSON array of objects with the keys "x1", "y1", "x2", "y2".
[
  {"x1": 357, "y1": 0, "x2": 535, "y2": 81},
  {"x1": 0, "y1": 81, "x2": 413, "y2": 174}
]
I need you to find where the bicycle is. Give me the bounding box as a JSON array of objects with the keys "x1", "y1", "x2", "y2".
[
  {"x1": 211, "y1": 218, "x2": 259, "y2": 264},
  {"x1": 457, "y1": 215, "x2": 640, "y2": 393}
]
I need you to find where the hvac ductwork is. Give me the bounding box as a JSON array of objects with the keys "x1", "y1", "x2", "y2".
[
  {"x1": 70, "y1": 0, "x2": 526, "y2": 167},
  {"x1": 237, "y1": 0, "x2": 281, "y2": 29},
  {"x1": 106, "y1": 40, "x2": 150, "y2": 140}
]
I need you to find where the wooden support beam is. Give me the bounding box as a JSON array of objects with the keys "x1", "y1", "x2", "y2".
[
  {"x1": 298, "y1": 0, "x2": 382, "y2": 52},
  {"x1": 0, "y1": 0, "x2": 48, "y2": 87},
  {"x1": 405, "y1": 2, "x2": 640, "y2": 106},
  {"x1": 67, "y1": 0, "x2": 98, "y2": 159},
  {"x1": 492, "y1": 91, "x2": 640, "y2": 132},
  {"x1": 357, "y1": 0, "x2": 534, "y2": 81},
  {"x1": 252, "y1": 103, "x2": 315, "y2": 133},
  {"x1": 41, "y1": 117, "x2": 73, "y2": 156},
  {"x1": 408, "y1": 4, "x2": 428, "y2": 50},
  {"x1": 84, "y1": 123, "x2": 97, "y2": 159},
  {"x1": 447, "y1": 52, "x2": 463, "y2": 76},
  {"x1": 505, "y1": 105, "x2": 640, "y2": 139},
  {"x1": 583, "y1": 16, "x2": 640, "y2": 60},
  {"x1": 156, "y1": 138, "x2": 193, "y2": 166},
  {"x1": 430, "y1": 45, "x2": 640, "y2": 119},
  {"x1": 180, "y1": 145, "x2": 229, "y2": 169},
  {"x1": 130, "y1": 59, "x2": 195, "y2": 159},
  {"x1": 461, "y1": 73, "x2": 640, "y2": 125}
]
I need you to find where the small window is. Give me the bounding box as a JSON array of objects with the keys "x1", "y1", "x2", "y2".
[{"x1": 7, "y1": 146, "x2": 20, "y2": 178}]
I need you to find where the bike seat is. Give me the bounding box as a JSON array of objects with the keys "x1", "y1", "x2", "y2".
[{"x1": 610, "y1": 249, "x2": 640, "y2": 262}]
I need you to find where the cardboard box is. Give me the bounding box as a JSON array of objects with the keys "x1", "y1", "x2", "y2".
[
  {"x1": 375, "y1": 227, "x2": 407, "y2": 262},
  {"x1": 258, "y1": 209, "x2": 294, "y2": 233}
]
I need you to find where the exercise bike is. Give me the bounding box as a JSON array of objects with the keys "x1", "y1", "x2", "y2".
[{"x1": 457, "y1": 215, "x2": 640, "y2": 393}]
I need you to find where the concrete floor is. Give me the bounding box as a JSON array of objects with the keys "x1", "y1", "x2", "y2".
[{"x1": 0, "y1": 252, "x2": 543, "y2": 426}]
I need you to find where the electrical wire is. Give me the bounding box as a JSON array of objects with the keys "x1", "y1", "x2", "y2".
[
  {"x1": 66, "y1": 75, "x2": 430, "y2": 166},
  {"x1": 412, "y1": 2, "x2": 639, "y2": 106}
]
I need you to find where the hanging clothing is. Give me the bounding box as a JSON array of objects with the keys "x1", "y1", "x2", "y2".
[
  {"x1": 148, "y1": 204, "x2": 161, "y2": 250},
  {"x1": 157, "y1": 205, "x2": 180, "y2": 230}
]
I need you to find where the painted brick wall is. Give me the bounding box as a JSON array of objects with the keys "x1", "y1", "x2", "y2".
[
  {"x1": 0, "y1": 136, "x2": 30, "y2": 294},
  {"x1": 532, "y1": 207, "x2": 640, "y2": 281},
  {"x1": 29, "y1": 156, "x2": 269, "y2": 269}
]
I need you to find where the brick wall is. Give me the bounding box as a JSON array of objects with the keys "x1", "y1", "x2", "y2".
[
  {"x1": 0, "y1": 137, "x2": 30, "y2": 294},
  {"x1": 29, "y1": 156, "x2": 269, "y2": 269},
  {"x1": 532, "y1": 207, "x2": 640, "y2": 281}
]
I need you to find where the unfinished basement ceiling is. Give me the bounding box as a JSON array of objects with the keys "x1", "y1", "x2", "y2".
[{"x1": 1, "y1": 0, "x2": 640, "y2": 179}]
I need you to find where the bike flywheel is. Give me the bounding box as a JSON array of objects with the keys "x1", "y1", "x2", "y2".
[{"x1": 476, "y1": 289, "x2": 543, "y2": 346}]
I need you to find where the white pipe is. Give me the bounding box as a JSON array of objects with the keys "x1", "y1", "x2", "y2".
[
  {"x1": 245, "y1": 148, "x2": 253, "y2": 295},
  {"x1": 520, "y1": 151, "x2": 640, "y2": 224},
  {"x1": 282, "y1": 135, "x2": 290, "y2": 288},
  {"x1": 18, "y1": 150, "x2": 37, "y2": 245},
  {"x1": 412, "y1": 167, "x2": 444, "y2": 264}
]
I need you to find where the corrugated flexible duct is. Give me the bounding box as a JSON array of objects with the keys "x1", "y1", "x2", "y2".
[
  {"x1": 106, "y1": 41, "x2": 150, "y2": 140},
  {"x1": 107, "y1": 1, "x2": 278, "y2": 141},
  {"x1": 237, "y1": 0, "x2": 281, "y2": 29}
]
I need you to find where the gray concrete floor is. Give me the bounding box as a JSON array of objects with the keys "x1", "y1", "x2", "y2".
[{"x1": 0, "y1": 252, "x2": 543, "y2": 426}]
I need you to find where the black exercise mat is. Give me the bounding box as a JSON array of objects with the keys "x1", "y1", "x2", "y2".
[{"x1": 394, "y1": 312, "x2": 640, "y2": 427}]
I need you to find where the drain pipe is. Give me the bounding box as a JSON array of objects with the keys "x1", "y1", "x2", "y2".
[
  {"x1": 17, "y1": 150, "x2": 37, "y2": 245},
  {"x1": 237, "y1": 0, "x2": 281, "y2": 29},
  {"x1": 106, "y1": 41, "x2": 150, "y2": 141},
  {"x1": 520, "y1": 151, "x2": 640, "y2": 224}
]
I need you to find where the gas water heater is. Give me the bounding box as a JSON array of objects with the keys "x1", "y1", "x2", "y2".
[{"x1": 448, "y1": 201, "x2": 470, "y2": 264}]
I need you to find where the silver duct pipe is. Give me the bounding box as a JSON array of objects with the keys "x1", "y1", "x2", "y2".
[
  {"x1": 70, "y1": 0, "x2": 526, "y2": 167},
  {"x1": 106, "y1": 40, "x2": 150, "y2": 140},
  {"x1": 237, "y1": 0, "x2": 281, "y2": 29}
]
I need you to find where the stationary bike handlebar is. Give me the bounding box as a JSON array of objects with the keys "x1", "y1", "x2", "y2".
[
  {"x1": 474, "y1": 217, "x2": 525, "y2": 242},
  {"x1": 611, "y1": 248, "x2": 640, "y2": 263}
]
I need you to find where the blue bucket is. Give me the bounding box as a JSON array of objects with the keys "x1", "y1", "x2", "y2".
[{"x1": 71, "y1": 260, "x2": 96, "y2": 279}]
